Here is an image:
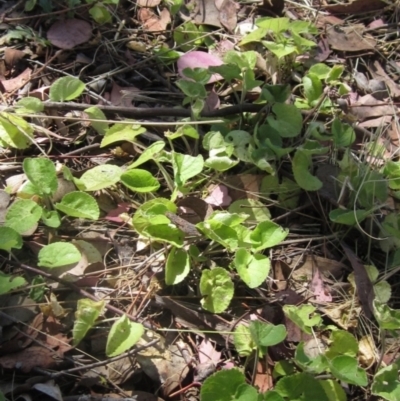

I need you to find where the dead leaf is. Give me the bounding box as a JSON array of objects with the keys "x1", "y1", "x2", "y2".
[
  {"x1": 204, "y1": 89, "x2": 220, "y2": 113},
  {"x1": 225, "y1": 174, "x2": 263, "y2": 201},
  {"x1": 194, "y1": 0, "x2": 222, "y2": 28},
  {"x1": 216, "y1": 0, "x2": 237, "y2": 32},
  {"x1": 33, "y1": 380, "x2": 63, "y2": 401},
  {"x1": 323, "y1": 0, "x2": 387, "y2": 14},
  {"x1": 342, "y1": 244, "x2": 374, "y2": 319},
  {"x1": 177, "y1": 196, "x2": 213, "y2": 221},
  {"x1": 0, "y1": 67, "x2": 31, "y2": 92},
  {"x1": 314, "y1": 37, "x2": 332, "y2": 62},
  {"x1": 138, "y1": 8, "x2": 171, "y2": 32},
  {"x1": 137, "y1": 0, "x2": 161, "y2": 6},
  {"x1": 369, "y1": 60, "x2": 400, "y2": 99},
  {"x1": 326, "y1": 25, "x2": 376, "y2": 52},
  {"x1": 358, "y1": 335, "x2": 377, "y2": 367},
  {"x1": 349, "y1": 94, "x2": 397, "y2": 121},
  {"x1": 253, "y1": 360, "x2": 273, "y2": 393},
  {"x1": 204, "y1": 184, "x2": 232, "y2": 207},
  {"x1": 310, "y1": 269, "x2": 332, "y2": 303},
  {"x1": 0, "y1": 346, "x2": 60, "y2": 372},
  {"x1": 4, "y1": 48, "x2": 26, "y2": 68},
  {"x1": 47, "y1": 19, "x2": 92, "y2": 49}
]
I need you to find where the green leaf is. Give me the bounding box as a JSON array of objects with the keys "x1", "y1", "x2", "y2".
[
  {"x1": 0, "y1": 271, "x2": 27, "y2": 295},
  {"x1": 5, "y1": 199, "x2": 42, "y2": 234},
  {"x1": 234, "y1": 324, "x2": 254, "y2": 357},
  {"x1": 260, "y1": 391, "x2": 285, "y2": 401},
  {"x1": 0, "y1": 227, "x2": 23, "y2": 251},
  {"x1": 249, "y1": 320, "x2": 286, "y2": 357},
  {"x1": 106, "y1": 315, "x2": 144, "y2": 357},
  {"x1": 78, "y1": 164, "x2": 122, "y2": 191},
  {"x1": 308, "y1": 63, "x2": 331, "y2": 79},
  {"x1": 329, "y1": 209, "x2": 369, "y2": 225},
  {"x1": 327, "y1": 65, "x2": 344, "y2": 82},
  {"x1": 294, "y1": 342, "x2": 328, "y2": 374},
  {"x1": 0, "y1": 112, "x2": 34, "y2": 149},
  {"x1": 38, "y1": 242, "x2": 81, "y2": 268},
  {"x1": 29, "y1": 275, "x2": 46, "y2": 302},
  {"x1": 373, "y1": 301, "x2": 400, "y2": 330},
  {"x1": 233, "y1": 248, "x2": 271, "y2": 288},
  {"x1": 303, "y1": 73, "x2": 322, "y2": 104},
  {"x1": 84, "y1": 106, "x2": 108, "y2": 135},
  {"x1": 23, "y1": 157, "x2": 58, "y2": 196},
  {"x1": 56, "y1": 192, "x2": 100, "y2": 220},
  {"x1": 283, "y1": 304, "x2": 322, "y2": 334},
  {"x1": 16, "y1": 97, "x2": 44, "y2": 113},
  {"x1": 41, "y1": 209, "x2": 61, "y2": 228},
  {"x1": 383, "y1": 160, "x2": 400, "y2": 190},
  {"x1": 128, "y1": 141, "x2": 165, "y2": 168},
  {"x1": 173, "y1": 153, "x2": 204, "y2": 187},
  {"x1": 372, "y1": 361, "x2": 400, "y2": 401},
  {"x1": 331, "y1": 118, "x2": 355, "y2": 147},
  {"x1": 73, "y1": 298, "x2": 105, "y2": 345},
  {"x1": 329, "y1": 355, "x2": 368, "y2": 386},
  {"x1": 132, "y1": 198, "x2": 183, "y2": 247},
  {"x1": 229, "y1": 199, "x2": 271, "y2": 223},
  {"x1": 176, "y1": 80, "x2": 207, "y2": 98},
  {"x1": 165, "y1": 247, "x2": 190, "y2": 285},
  {"x1": 100, "y1": 123, "x2": 146, "y2": 147},
  {"x1": 200, "y1": 369, "x2": 248, "y2": 401},
  {"x1": 205, "y1": 155, "x2": 238, "y2": 171},
  {"x1": 250, "y1": 221, "x2": 288, "y2": 251},
  {"x1": 120, "y1": 169, "x2": 160, "y2": 193},
  {"x1": 256, "y1": 17, "x2": 290, "y2": 32},
  {"x1": 200, "y1": 267, "x2": 234, "y2": 313},
  {"x1": 275, "y1": 373, "x2": 330, "y2": 400},
  {"x1": 89, "y1": 4, "x2": 112, "y2": 23},
  {"x1": 266, "y1": 103, "x2": 303, "y2": 138},
  {"x1": 239, "y1": 28, "x2": 268, "y2": 45},
  {"x1": 262, "y1": 41, "x2": 297, "y2": 58},
  {"x1": 209, "y1": 64, "x2": 242, "y2": 82},
  {"x1": 326, "y1": 330, "x2": 358, "y2": 359},
  {"x1": 319, "y1": 380, "x2": 347, "y2": 401},
  {"x1": 49, "y1": 76, "x2": 86, "y2": 101},
  {"x1": 292, "y1": 149, "x2": 322, "y2": 191}
]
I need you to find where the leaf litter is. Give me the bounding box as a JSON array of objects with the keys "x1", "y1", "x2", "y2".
[{"x1": 0, "y1": 0, "x2": 400, "y2": 400}]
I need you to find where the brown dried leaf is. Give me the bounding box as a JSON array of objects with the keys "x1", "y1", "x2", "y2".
[
  {"x1": 342, "y1": 244, "x2": 374, "y2": 319},
  {"x1": 194, "y1": 0, "x2": 222, "y2": 28},
  {"x1": 137, "y1": 0, "x2": 161, "y2": 6},
  {"x1": 47, "y1": 19, "x2": 92, "y2": 49},
  {"x1": 138, "y1": 8, "x2": 171, "y2": 32},
  {"x1": 217, "y1": 0, "x2": 238, "y2": 32},
  {"x1": 225, "y1": 174, "x2": 263, "y2": 201},
  {"x1": 4, "y1": 48, "x2": 26, "y2": 68},
  {"x1": 369, "y1": 60, "x2": 400, "y2": 99},
  {"x1": 326, "y1": 25, "x2": 376, "y2": 52},
  {"x1": 0, "y1": 67, "x2": 31, "y2": 92},
  {"x1": 349, "y1": 94, "x2": 397, "y2": 121},
  {"x1": 323, "y1": 0, "x2": 386, "y2": 14},
  {"x1": 0, "y1": 346, "x2": 60, "y2": 372}
]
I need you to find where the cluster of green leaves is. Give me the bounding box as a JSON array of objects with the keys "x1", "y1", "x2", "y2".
[
  {"x1": 202, "y1": 304, "x2": 400, "y2": 401},
  {"x1": 239, "y1": 17, "x2": 318, "y2": 59}
]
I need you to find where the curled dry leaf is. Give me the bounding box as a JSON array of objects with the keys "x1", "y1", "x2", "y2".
[
  {"x1": 137, "y1": 0, "x2": 161, "y2": 7},
  {"x1": 326, "y1": 25, "x2": 376, "y2": 52},
  {"x1": 47, "y1": 19, "x2": 92, "y2": 49},
  {"x1": 216, "y1": 0, "x2": 238, "y2": 32},
  {"x1": 177, "y1": 51, "x2": 223, "y2": 83},
  {"x1": 138, "y1": 8, "x2": 171, "y2": 32},
  {"x1": 1, "y1": 67, "x2": 31, "y2": 92}
]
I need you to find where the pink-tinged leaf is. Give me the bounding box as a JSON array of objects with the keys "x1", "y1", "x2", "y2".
[
  {"x1": 367, "y1": 18, "x2": 386, "y2": 29},
  {"x1": 204, "y1": 89, "x2": 220, "y2": 112},
  {"x1": 204, "y1": 184, "x2": 232, "y2": 207},
  {"x1": 105, "y1": 203, "x2": 131, "y2": 223},
  {"x1": 198, "y1": 339, "x2": 221, "y2": 364},
  {"x1": 177, "y1": 51, "x2": 223, "y2": 83},
  {"x1": 47, "y1": 19, "x2": 92, "y2": 49},
  {"x1": 310, "y1": 269, "x2": 332, "y2": 302}
]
